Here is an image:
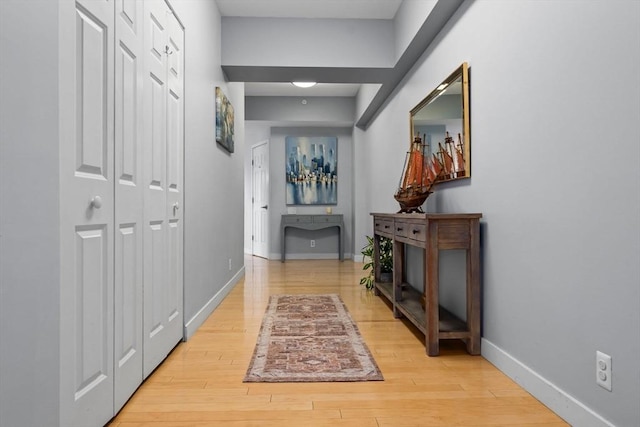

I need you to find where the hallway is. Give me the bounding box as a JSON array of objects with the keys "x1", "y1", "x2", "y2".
[{"x1": 108, "y1": 257, "x2": 567, "y2": 426}]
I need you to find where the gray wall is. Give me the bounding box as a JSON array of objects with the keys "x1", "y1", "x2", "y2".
[
  {"x1": 392, "y1": 0, "x2": 437, "y2": 60},
  {"x1": 172, "y1": 0, "x2": 246, "y2": 331},
  {"x1": 354, "y1": 1, "x2": 640, "y2": 425},
  {"x1": 269, "y1": 127, "x2": 354, "y2": 260},
  {"x1": 246, "y1": 96, "x2": 355, "y2": 125},
  {"x1": 222, "y1": 17, "x2": 394, "y2": 68},
  {"x1": 0, "y1": 1, "x2": 61, "y2": 426}
]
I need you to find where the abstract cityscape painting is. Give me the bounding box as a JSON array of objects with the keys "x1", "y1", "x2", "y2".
[{"x1": 285, "y1": 136, "x2": 337, "y2": 205}]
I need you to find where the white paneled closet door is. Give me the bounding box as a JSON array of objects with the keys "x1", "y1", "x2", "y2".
[
  {"x1": 59, "y1": 0, "x2": 184, "y2": 423},
  {"x1": 59, "y1": 1, "x2": 115, "y2": 426},
  {"x1": 114, "y1": 0, "x2": 144, "y2": 412},
  {"x1": 142, "y1": 0, "x2": 184, "y2": 377}
]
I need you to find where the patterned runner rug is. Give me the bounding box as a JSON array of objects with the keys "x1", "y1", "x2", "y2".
[{"x1": 243, "y1": 294, "x2": 384, "y2": 382}]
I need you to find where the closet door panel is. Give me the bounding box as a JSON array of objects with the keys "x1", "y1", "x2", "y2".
[
  {"x1": 115, "y1": 224, "x2": 138, "y2": 356},
  {"x1": 74, "y1": 226, "x2": 110, "y2": 391},
  {"x1": 167, "y1": 89, "x2": 180, "y2": 191},
  {"x1": 164, "y1": 2, "x2": 185, "y2": 352},
  {"x1": 60, "y1": 1, "x2": 115, "y2": 425},
  {"x1": 167, "y1": 218, "x2": 181, "y2": 321},
  {"x1": 114, "y1": 0, "x2": 144, "y2": 412},
  {"x1": 149, "y1": 220, "x2": 167, "y2": 336},
  {"x1": 141, "y1": 0, "x2": 184, "y2": 380},
  {"x1": 149, "y1": 74, "x2": 166, "y2": 189}
]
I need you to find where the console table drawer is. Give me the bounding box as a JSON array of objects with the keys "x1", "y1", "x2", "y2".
[
  {"x1": 407, "y1": 223, "x2": 427, "y2": 242},
  {"x1": 282, "y1": 215, "x2": 312, "y2": 224},
  {"x1": 394, "y1": 222, "x2": 409, "y2": 238},
  {"x1": 374, "y1": 219, "x2": 393, "y2": 235},
  {"x1": 394, "y1": 220, "x2": 427, "y2": 243},
  {"x1": 314, "y1": 215, "x2": 342, "y2": 224}
]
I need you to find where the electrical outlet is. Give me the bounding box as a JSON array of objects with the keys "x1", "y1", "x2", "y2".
[
  {"x1": 228, "y1": 258, "x2": 232, "y2": 271},
  {"x1": 310, "y1": 239, "x2": 316, "y2": 248},
  {"x1": 596, "y1": 351, "x2": 612, "y2": 391}
]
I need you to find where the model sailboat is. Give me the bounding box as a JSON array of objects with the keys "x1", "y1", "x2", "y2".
[{"x1": 394, "y1": 135, "x2": 443, "y2": 213}]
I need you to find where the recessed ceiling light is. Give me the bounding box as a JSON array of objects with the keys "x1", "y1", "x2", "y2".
[{"x1": 292, "y1": 81, "x2": 317, "y2": 88}]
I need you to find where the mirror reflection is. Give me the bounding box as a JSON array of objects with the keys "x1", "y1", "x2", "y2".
[{"x1": 410, "y1": 62, "x2": 470, "y2": 183}]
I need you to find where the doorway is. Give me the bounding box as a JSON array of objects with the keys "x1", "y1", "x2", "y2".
[{"x1": 251, "y1": 140, "x2": 269, "y2": 258}]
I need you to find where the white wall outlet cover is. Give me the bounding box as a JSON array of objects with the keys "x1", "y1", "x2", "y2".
[{"x1": 596, "y1": 351, "x2": 612, "y2": 392}]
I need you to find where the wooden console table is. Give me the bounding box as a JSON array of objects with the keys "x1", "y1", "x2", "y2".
[
  {"x1": 281, "y1": 214, "x2": 344, "y2": 262},
  {"x1": 371, "y1": 212, "x2": 482, "y2": 356}
]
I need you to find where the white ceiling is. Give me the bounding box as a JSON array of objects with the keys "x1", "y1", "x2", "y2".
[
  {"x1": 215, "y1": 0, "x2": 403, "y2": 20},
  {"x1": 216, "y1": 0, "x2": 403, "y2": 97}
]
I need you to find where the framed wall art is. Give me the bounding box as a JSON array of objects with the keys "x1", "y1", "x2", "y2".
[
  {"x1": 215, "y1": 86, "x2": 234, "y2": 153},
  {"x1": 285, "y1": 136, "x2": 338, "y2": 205}
]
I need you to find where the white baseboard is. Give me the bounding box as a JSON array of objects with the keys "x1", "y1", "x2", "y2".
[
  {"x1": 183, "y1": 266, "x2": 245, "y2": 340},
  {"x1": 481, "y1": 338, "x2": 614, "y2": 427},
  {"x1": 269, "y1": 252, "x2": 352, "y2": 260}
]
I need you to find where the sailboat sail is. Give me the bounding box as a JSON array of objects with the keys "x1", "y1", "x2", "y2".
[
  {"x1": 454, "y1": 133, "x2": 466, "y2": 177},
  {"x1": 439, "y1": 141, "x2": 454, "y2": 179}
]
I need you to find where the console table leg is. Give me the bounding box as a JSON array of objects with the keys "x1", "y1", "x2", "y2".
[
  {"x1": 393, "y1": 306, "x2": 402, "y2": 319},
  {"x1": 466, "y1": 219, "x2": 481, "y2": 355},
  {"x1": 466, "y1": 336, "x2": 481, "y2": 355},
  {"x1": 339, "y1": 225, "x2": 344, "y2": 261},
  {"x1": 425, "y1": 221, "x2": 439, "y2": 356},
  {"x1": 393, "y1": 240, "x2": 404, "y2": 319}
]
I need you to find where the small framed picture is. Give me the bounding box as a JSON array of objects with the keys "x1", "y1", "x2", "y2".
[{"x1": 215, "y1": 87, "x2": 234, "y2": 153}]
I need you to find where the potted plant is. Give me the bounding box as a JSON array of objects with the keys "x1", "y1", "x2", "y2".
[{"x1": 360, "y1": 235, "x2": 393, "y2": 289}]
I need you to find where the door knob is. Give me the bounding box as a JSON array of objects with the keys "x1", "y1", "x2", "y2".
[
  {"x1": 261, "y1": 205, "x2": 268, "y2": 209},
  {"x1": 90, "y1": 196, "x2": 102, "y2": 209}
]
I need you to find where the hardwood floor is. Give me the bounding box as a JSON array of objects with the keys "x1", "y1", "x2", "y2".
[{"x1": 108, "y1": 257, "x2": 568, "y2": 426}]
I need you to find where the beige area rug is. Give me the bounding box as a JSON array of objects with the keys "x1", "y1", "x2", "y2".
[{"x1": 243, "y1": 294, "x2": 384, "y2": 383}]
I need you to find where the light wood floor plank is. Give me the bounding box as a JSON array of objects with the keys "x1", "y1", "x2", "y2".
[
  {"x1": 114, "y1": 420, "x2": 378, "y2": 427},
  {"x1": 108, "y1": 257, "x2": 568, "y2": 426}
]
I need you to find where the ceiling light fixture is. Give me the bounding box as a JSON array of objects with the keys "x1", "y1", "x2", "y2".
[{"x1": 292, "y1": 81, "x2": 317, "y2": 88}]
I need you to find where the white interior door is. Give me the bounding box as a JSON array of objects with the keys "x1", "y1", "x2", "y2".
[
  {"x1": 142, "y1": 0, "x2": 184, "y2": 377},
  {"x1": 114, "y1": 0, "x2": 144, "y2": 411},
  {"x1": 252, "y1": 141, "x2": 270, "y2": 259},
  {"x1": 59, "y1": 0, "x2": 115, "y2": 425}
]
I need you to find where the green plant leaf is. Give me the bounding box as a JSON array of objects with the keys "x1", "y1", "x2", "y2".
[{"x1": 359, "y1": 234, "x2": 393, "y2": 288}]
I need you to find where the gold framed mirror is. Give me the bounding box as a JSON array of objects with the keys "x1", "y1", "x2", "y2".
[{"x1": 410, "y1": 62, "x2": 470, "y2": 184}]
